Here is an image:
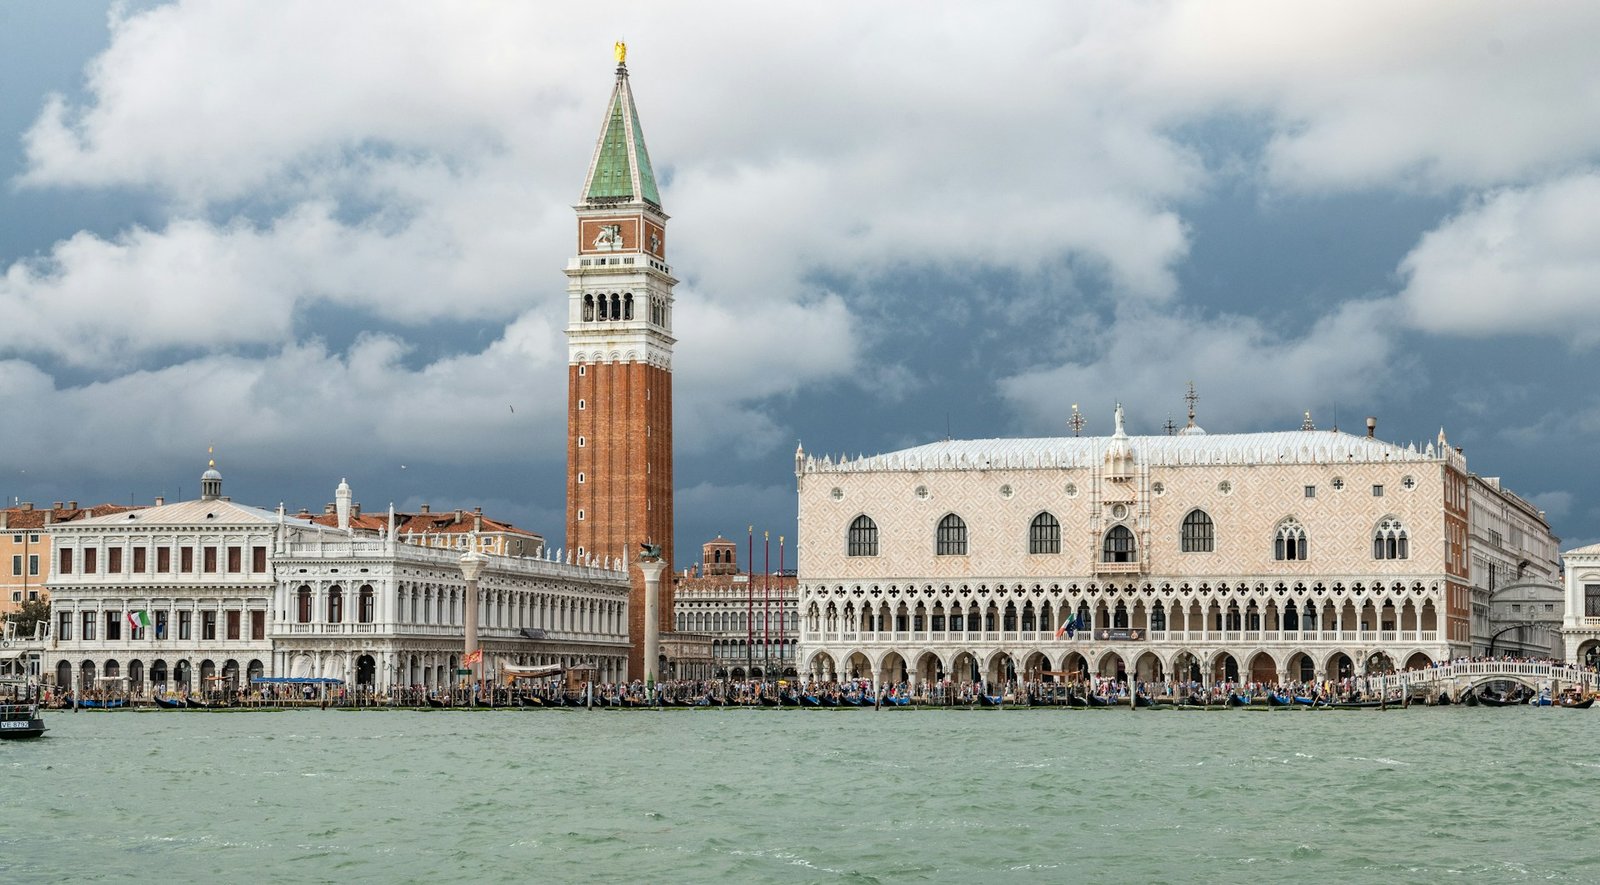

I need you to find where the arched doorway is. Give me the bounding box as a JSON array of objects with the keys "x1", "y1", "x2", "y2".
[
  {"x1": 844, "y1": 651, "x2": 871, "y2": 681},
  {"x1": 1403, "y1": 652, "x2": 1431, "y2": 671},
  {"x1": 806, "y1": 650, "x2": 836, "y2": 680},
  {"x1": 128, "y1": 659, "x2": 144, "y2": 692},
  {"x1": 1022, "y1": 651, "x2": 1051, "y2": 682},
  {"x1": 79, "y1": 659, "x2": 96, "y2": 686},
  {"x1": 1287, "y1": 652, "x2": 1315, "y2": 684},
  {"x1": 1133, "y1": 651, "x2": 1163, "y2": 682},
  {"x1": 1211, "y1": 653, "x2": 1239, "y2": 684},
  {"x1": 950, "y1": 651, "x2": 980, "y2": 685},
  {"x1": 730, "y1": 667, "x2": 747, "y2": 680},
  {"x1": 878, "y1": 651, "x2": 907, "y2": 686},
  {"x1": 150, "y1": 659, "x2": 169, "y2": 688},
  {"x1": 1097, "y1": 652, "x2": 1126, "y2": 680},
  {"x1": 55, "y1": 660, "x2": 71, "y2": 688},
  {"x1": 174, "y1": 659, "x2": 192, "y2": 688},
  {"x1": 1170, "y1": 651, "x2": 1201, "y2": 684},
  {"x1": 1326, "y1": 652, "x2": 1354, "y2": 680},
  {"x1": 1364, "y1": 651, "x2": 1394, "y2": 675},
  {"x1": 915, "y1": 651, "x2": 945, "y2": 686},
  {"x1": 1247, "y1": 652, "x2": 1276, "y2": 684},
  {"x1": 356, "y1": 654, "x2": 376, "y2": 688},
  {"x1": 986, "y1": 652, "x2": 1016, "y2": 686},
  {"x1": 1060, "y1": 651, "x2": 1088, "y2": 679},
  {"x1": 222, "y1": 659, "x2": 240, "y2": 689},
  {"x1": 200, "y1": 659, "x2": 217, "y2": 682},
  {"x1": 247, "y1": 659, "x2": 265, "y2": 684},
  {"x1": 103, "y1": 659, "x2": 120, "y2": 679}
]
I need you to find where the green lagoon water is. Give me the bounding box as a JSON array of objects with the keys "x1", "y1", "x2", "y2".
[{"x1": 4, "y1": 706, "x2": 1600, "y2": 884}]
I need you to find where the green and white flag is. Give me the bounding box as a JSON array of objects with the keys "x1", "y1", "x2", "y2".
[{"x1": 126, "y1": 610, "x2": 152, "y2": 630}]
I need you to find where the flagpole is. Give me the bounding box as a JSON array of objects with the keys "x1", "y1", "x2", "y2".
[
  {"x1": 778, "y1": 535, "x2": 786, "y2": 676},
  {"x1": 763, "y1": 531, "x2": 771, "y2": 678},
  {"x1": 746, "y1": 526, "x2": 753, "y2": 679}
]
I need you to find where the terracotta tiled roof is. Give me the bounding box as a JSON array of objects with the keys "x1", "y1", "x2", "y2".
[
  {"x1": 303, "y1": 510, "x2": 542, "y2": 539},
  {"x1": 1, "y1": 504, "x2": 142, "y2": 529}
]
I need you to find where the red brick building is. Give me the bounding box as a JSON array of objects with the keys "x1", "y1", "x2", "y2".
[{"x1": 565, "y1": 49, "x2": 676, "y2": 678}]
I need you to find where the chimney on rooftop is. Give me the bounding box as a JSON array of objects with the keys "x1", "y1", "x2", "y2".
[
  {"x1": 154, "y1": 496, "x2": 165, "y2": 506},
  {"x1": 454, "y1": 509, "x2": 464, "y2": 523},
  {"x1": 1365, "y1": 416, "x2": 1377, "y2": 438},
  {"x1": 352, "y1": 503, "x2": 361, "y2": 519},
  {"x1": 67, "y1": 501, "x2": 78, "y2": 510},
  {"x1": 20, "y1": 502, "x2": 32, "y2": 511},
  {"x1": 324, "y1": 503, "x2": 336, "y2": 515},
  {"x1": 52, "y1": 502, "x2": 63, "y2": 510}
]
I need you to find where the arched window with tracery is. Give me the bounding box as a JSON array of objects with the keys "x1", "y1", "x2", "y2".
[
  {"x1": 1373, "y1": 518, "x2": 1409, "y2": 560},
  {"x1": 1181, "y1": 509, "x2": 1215, "y2": 552},
  {"x1": 936, "y1": 514, "x2": 967, "y2": 556},
  {"x1": 847, "y1": 515, "x2": 878, "y2": 557},
  {"x1": 1102, "y1": 525, "x2": 1136, "y2": 562},
  {"x1": 1029, "y1": 512, "x2": 1061, "y2": 554},
  {"x1": 1275, "y1": 519, "x2": 1308, "y2": 561}
]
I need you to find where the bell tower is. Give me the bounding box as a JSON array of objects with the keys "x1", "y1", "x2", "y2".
[{"x1": 566, "y1": 43, "x2": 676, "y2": 679}]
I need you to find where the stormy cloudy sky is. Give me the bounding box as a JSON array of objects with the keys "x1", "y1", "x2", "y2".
[{"x1": 3, "y1": 2, "x2": 1598, "y2": 561}]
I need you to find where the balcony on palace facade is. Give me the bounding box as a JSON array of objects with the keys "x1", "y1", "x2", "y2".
[
  {"x1": 278, "y1": 622, "x2": 627, "y2": 645},
  {"x1": 1093, "y1": 560, "x2": 1145, "y2": 576},
  {"x1": 809, "y1": 628, "x2": 1440, "y2": 645}
]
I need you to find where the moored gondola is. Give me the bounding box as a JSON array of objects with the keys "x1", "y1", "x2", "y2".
[
  {"x1": 426, "y1": 696, "x2": 446, "y2": 708},
  {"x1": 1266, "y1": 693, "x2": 1293, "y2": 708},
  {"x1": 977, "y1": 693, "x2": 1003, "y2": 707},
  {"x1": 1227, "y1": 693, "x2": 1249, "y2": 708},
  {"x1": 1085, "y1": 693, "x2": 1112, "y2": 708},
  {"x1": 153, "y1": 696, "x2": 184, "y2": 709},
  {"x1": 1560, "y1": 697, "x2": 1595, "y2": 709}
]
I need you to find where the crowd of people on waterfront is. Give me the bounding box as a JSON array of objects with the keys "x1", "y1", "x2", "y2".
[{"x1": 21, "y1": 654, "x2": 1596, "y2": 710}]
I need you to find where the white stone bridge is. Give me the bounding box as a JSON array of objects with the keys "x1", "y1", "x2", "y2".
[{"x1": 1373, "y1": 661, "x2": 1600, "y2": 695}]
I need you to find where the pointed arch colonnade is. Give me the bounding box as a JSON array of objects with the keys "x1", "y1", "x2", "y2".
[{"x1": 798, "y1": 575, "x2": 1447, "y2": 690}]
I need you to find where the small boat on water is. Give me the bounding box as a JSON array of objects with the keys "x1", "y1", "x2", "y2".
[
  {"x1": 1266, "y1": 693, "x2": 1294, "y2": 708},
  {"x1": 882, "y1": 695, "x2": 911, "y2": 707},
  {"x1": 1476, "y1": 691, "x2": 1522, "y2": 707},
  {"x1": 426, "y1": 697, "x2": 447, "y2": 708},
  {"x1": 1, "y1": 700, "x2": 46, "y2": 739},
  {"x1": 977, "y1": 694, "x2": 1003, "y2": 708},
  {"x1": 801, "y1": 694, "x2": 822, "y2": 707},
  {"x1": 153, "y1": 696, "x2": 184, "y2": 710},
  {"x1": 79, "y1": 698, "x2": 125, "y2": 709},
  {"x1": 1085, "y1": 694, "x2": 1112, "y2": 708},
  {"x1": 1227, "y1": 693, "x2": 1250, "y2": 708},
  {"x1": 1560, "y1": 697, "x2": 1595, "y2": 709}
]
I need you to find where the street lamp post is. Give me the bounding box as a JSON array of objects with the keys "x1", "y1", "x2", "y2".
[{"x1": 459, "y1": 548, "x2": 488, "y2": 698}]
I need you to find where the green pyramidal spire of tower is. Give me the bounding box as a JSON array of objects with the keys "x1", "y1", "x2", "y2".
[{"x1": 583, "y1": 50, "x2": 661, "y2": 207}]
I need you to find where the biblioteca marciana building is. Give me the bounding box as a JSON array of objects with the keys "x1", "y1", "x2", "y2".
[
  {"x1": 795, "y1": 404, "x2": 1562, "y2": 689},
  {"x1": 38, "y1": 467, "x2": 630, "y2": 694}
]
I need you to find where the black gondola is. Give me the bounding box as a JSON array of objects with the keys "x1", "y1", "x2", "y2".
[
  {"x1": 426, "y1": 697, "x2": 446, "y2": 708},
  {"x1": 1463, "y1": 690, "x2": 1479, "y2": 707},
  {"x1": 1227, "y1": 693, "x2": 1249, "y2": 707},
  {"x1": 1085, "y1": 694, "x2": 1112, "y2": 708},
  {"x1": 153, "y1": 696, "x2": 184, "y2": 709},
  {"x1": 184, "y1": 697, "x2": 208, "y2": 709},
  {"x1": 1436, "y1": 691, "x2": 1452, "y2": 706},
  {"x1": 820, "y1": 694, "x2": 839, "y2": 707},
  {"x1": 760, "y1": 695, "x2": 780, "y2": 707},
  {"x1": 1560, "y1": 697, "x2": 1595, "y2": 709},
  {"x1": 780, "y1": 692, "x2": 799, "y2": 707}
]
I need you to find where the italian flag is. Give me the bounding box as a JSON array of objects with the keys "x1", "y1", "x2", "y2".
[{"x1": 126, "y1": 610, "x2": 152, "y2": 630}]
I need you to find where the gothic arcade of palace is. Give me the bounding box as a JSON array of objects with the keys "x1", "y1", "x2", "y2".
[{"x1": 795, "y1": 410, "x2": 1562, "y2": 688}]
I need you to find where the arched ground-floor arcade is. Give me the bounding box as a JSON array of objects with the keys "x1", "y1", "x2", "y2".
[{"x1": 800, "y1": 641, "x2": 1451, "y2": 691}]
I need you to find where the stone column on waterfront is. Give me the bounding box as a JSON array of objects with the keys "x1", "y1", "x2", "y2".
[
  {"x1": 638, "y1": 555, "x2": 667, "y2": 690},
  {"x1": 460, "y1": 549, "x2": 488, "y2": 688}
]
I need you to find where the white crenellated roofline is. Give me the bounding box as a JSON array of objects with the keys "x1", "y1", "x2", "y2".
[{"x1": 801, "y1": 430, "x2": 1456, "y2": 474}]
